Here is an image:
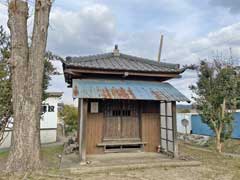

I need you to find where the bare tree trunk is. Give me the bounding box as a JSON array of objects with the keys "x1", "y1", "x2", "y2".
[
  {"x1": 215, "y1": 131, "x2": 222, "y2": 153},
  {"x1": 215, "y1": 98, "x2": 225, "y2": 153},
  {"x1": 212, "y1": 121, "x2": 222, "y2": 153},
  {"x1": 6, "y1": 0, "x2": 51, "y2": 172}
]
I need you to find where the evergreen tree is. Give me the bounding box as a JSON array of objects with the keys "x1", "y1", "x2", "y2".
[
  {"x1": 0, "y1": 25, "x2": 12, "y2": 139},
  {"x1": 59, "y1": 105, "x2": 78, "y2": 134},
  {"x1": 190, "y1": 60, "x2": 240, "y2": 152}
]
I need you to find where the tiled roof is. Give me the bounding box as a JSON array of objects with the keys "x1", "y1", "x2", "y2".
[{"x1": 64, "y1": 52, "x2": 181, "y2": 73}]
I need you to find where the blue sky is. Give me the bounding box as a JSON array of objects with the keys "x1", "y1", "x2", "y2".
[{"x1": 1, "y1": 0, "x2": 240, "y2": 104}]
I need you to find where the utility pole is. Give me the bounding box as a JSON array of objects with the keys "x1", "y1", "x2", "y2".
[{"x1": 157, "y1": 34, "x2": 164, "y2": 63}]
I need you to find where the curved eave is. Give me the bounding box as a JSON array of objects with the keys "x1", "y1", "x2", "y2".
[{"x1": 63, "y1": 63, "x2": 182, "y2": 74}]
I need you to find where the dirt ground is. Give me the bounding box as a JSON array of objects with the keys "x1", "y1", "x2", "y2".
[{"x1": 1, "y1": 142, "x2": 240, "y2": 180}]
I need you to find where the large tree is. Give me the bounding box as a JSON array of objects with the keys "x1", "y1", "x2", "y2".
[
  {"x1": 0, "y1": 24, "x2": 57, "y2": 145},
  {"x1": 190, "y1": 60, "x2": 240, "y2": 153},
  {"x1": 6, "y1": 0, "x2": 52, "y2": 171}
]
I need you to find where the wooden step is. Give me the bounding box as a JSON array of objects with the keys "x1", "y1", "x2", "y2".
[
  {"x1": 97, "y1": 141, "x2": 147, "y2": 146},
  {"x1": 97, "y1": 141, "x2": 147, "y2": 153}
]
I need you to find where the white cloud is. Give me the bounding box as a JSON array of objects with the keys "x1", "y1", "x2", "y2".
[
  {"x1": 116, "y1": 22, "x2": 240, "y2": 103},
  {"x1": 189, "y1": 22, "x2": 240, "y2": 61},
  {"x1": 47, "y1": 74, "x2": 73, "y2": 104},
  {"x1": 47, "y1": 3, "x2": 116, "y2": 56},
  {"x1": 209, "y1": 0, "x2": 240, "y2": 14},
  {"x1": 0, "y1": 4, "x2": 8, "y2": 30},
  {"x1": 169, "y1": 70, "x2": 198, "y2": 103}
]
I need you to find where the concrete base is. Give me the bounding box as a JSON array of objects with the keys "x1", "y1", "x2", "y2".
[
  {"x1": 61, "y1": 152, "x2": 201, "y2": 173},
  {"x1": 70, "y1": 161, "x2": 201, "y2": 175}
]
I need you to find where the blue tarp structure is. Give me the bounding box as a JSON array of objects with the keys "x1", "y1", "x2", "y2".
[
  {"x1": 191, "y1": 112, "x2": 240, "y2": 139},
  {"x1": 232, "y1": 113, "x2": 240, "y2": 138}
]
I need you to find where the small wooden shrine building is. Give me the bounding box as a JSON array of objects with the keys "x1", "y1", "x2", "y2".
[{"x1": 63, "y1": 45, "x2": 189, "y2": 162}]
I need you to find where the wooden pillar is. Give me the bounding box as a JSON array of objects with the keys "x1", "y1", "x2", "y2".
[
  {"x1": 79, "y1": 99, "x2": 88, "y2": 162},
  {"x1": 172, "y1": 101, "x2": 178, "y2": 158},
  {"x1": 76, "y1": 99, "x2": 80, "y2": 143}
]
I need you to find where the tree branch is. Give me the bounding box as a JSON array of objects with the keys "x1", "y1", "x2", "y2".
[
  {"x1": 180, "y1": 64, "x2": 198, "y2": 73},
  {"x1": 27, "y1": 0, "x2": 52, "y2": 97}
]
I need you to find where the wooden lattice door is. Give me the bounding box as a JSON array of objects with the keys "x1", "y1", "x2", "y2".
[
  {"x1": 160, "y1": 101, "x2": 174, "y2": 154},
  {"x1": 103, "y1": 100, "x2": 140, "y2": 141}
]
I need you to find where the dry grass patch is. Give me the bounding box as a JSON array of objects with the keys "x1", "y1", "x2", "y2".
[{"x1": 1, "y1": 143, "x2": 240, "y2": 179}]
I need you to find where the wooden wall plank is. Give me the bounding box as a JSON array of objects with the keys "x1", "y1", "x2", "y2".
[
  {"x1": 141, "y1": 113, "x2": 160, "y2": 152},
  {"x1": 86, "y1": 112, "x2": 104, "y2": 154}
]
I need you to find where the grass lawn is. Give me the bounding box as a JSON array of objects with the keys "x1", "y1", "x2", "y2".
[
  {"x1": 206, "y1": 138, "x2": 240, "y2": 154},
  {"x1": 0, "y1": 150, "x2": 9, "y2": 172},
  {"x1": 0, "y1": 144, "x2": 63, "y2": 172},
  {"x1": 0, "y1": 150, "x2": 8, "y2": 160},
  {"x1": 0, "y1": 142, "x2": 240, "y2": 179},
  {"x1": 186, "y1": 137, "x2": 240, "y2": 154},
  {"x1": 179, "y1": 142, "x2": 240, "y2": 179},
  {"x1": 41, "y1": 145, "x2": 64, "y2": 169}
]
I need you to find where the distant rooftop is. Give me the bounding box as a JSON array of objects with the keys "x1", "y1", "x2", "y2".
[{"x1": 46, "y1": 92, "x2": 63, "y2": 97}]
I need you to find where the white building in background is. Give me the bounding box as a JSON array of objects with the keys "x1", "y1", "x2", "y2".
[
  {"x1": 0, "y1": 92, "x2": 63, "y2": 149},
  {"x1": 40, "y1": 92, "x2": 63, "y2": 143}
]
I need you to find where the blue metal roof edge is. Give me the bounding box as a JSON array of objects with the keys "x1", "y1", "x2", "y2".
[{"x1": 72, "y1": 79, "x2": 190, "y2": 102}]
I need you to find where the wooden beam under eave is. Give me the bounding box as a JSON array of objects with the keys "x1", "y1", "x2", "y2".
[
  {"x1": 65, "y1": 68, "x2": 180, "y2": 78},
  {"x1": 64, "y1": 69, "x2": 82, "y2": 76}
]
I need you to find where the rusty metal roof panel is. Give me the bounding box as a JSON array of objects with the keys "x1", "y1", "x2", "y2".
[{"x1": 72, "y1": 79, "x2": 190, "y2": 102}]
